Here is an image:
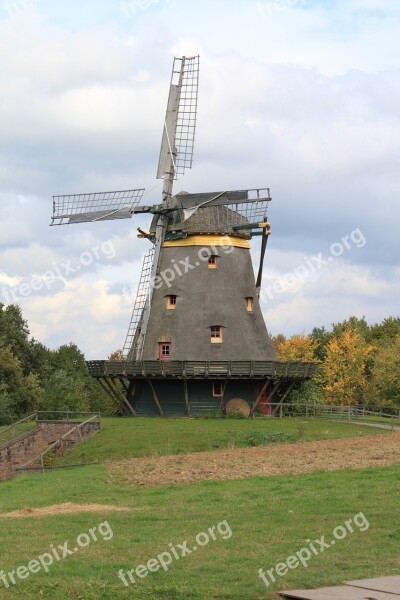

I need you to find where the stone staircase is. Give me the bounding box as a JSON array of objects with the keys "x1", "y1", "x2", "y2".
[{"x1": 0, "y1": 413, "x2": 100, "y2": 481}]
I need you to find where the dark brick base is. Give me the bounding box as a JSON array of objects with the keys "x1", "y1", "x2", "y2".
[{"x1": 0, "y1": 421, "x2": 100, "y2": 481}]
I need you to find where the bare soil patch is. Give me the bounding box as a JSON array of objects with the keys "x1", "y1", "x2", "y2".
[
  {"x1": 0, "y1": 502, "x2": 131, "y2": 518},
  {"x1": 109, "y1": 432, "x2": 400, "y2": 487}
]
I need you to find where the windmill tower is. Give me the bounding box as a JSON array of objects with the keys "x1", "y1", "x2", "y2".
[{"x1": 51, "y1": 56, "x2": 316, "y2": 416}]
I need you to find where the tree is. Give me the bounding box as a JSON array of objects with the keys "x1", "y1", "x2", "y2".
[
  {"x1": 370, "y1": 335, "x2": 400, "y2": 408},
  {"x1": 0, "y1": 345, "x2": 24, "y2": 396},
  {"x1": 0, "y1": 382, "x2": 15, "y2": 425},
  {"x1": 47, "y1": 343, "x2": 114, "y2": 415},
  {"x1": 275, "y1": 334, "x2": 318, "y2": 362},
  {"x1": 21, "y1": 373, "x2": 46, "y2": 414},
  {"x1": 44, "y1": 370, "x2": 90, "y2": 413},
  {"x1": 109, "y1": 349, "x2": 123, "y2": 361},
  {"x1": 310, "y1": 326, "x2": 333, "y2": 361},
  {"x1": 319, "y1": 328, "x2": 375, "y2": 406},
  {"x1": 0, "y1": 304, "x2": 33, "y2": 375},
  {"x1": 369, "y1": 317, "x2": 400, "y2": 345},
  {"x1": 331, "y1": 316, "x2": 370, "y2": 341}
]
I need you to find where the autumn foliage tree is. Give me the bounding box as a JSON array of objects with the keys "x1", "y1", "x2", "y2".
[
  {"x1": 370, "y1": 335, "x2": 400, "y2": 408},
  {"x1": 275, "y1": 335, "x2": 318, "y2": 362},
  {"x1": 319, "y1": 328, "x2": 375, "y2": 406}
]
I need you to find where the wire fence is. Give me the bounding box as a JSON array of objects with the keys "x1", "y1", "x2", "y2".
[
  {"x1": 0, "y1": 411, "x2": 100, "y2": 447},
  {"x1": 256, "y1": 403, "x2": 400, "y2": 428}
]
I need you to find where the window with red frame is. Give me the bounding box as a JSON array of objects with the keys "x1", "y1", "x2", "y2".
[{"x1": 159, "y1": 343, "x2": 171, "y2": 361}]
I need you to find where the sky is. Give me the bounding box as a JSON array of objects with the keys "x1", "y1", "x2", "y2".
[{"x1": 0, "y1": 0, "x2": 399, "y2": 358}]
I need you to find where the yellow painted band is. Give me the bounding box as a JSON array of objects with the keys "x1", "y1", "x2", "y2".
[{"x1": 163, "y1": 235, "x2": 250, "y2": 249}]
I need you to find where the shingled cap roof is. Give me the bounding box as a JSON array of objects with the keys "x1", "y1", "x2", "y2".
[{"x1": 150, "y1": 191, "x2": 269, "y2": 238}]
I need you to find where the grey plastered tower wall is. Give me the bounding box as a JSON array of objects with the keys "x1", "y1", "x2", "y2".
[{"x1": 141, "y1": 241, "x2": 277, "y2": 361}]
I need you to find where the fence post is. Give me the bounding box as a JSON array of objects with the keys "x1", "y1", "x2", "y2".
[{"x1": 280, "y1": 404, "x2": 283, "y2": 419}]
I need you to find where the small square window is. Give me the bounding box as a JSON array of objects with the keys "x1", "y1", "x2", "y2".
[
  {"x1": 245, "y1": 297, "x2": 253, "y2": 312},
  {"x1": 213, "y1": 383, "x2": 223, "y2": 397},
  {"x1": 210, "y1": 325, "x2": 222, "y2": 343},
  {"x1": 167, "y1": 295, "x2": 177, "y2": 310},
  {"x1": 159, "y1": 343, "x2": 171, "y2": 361},
  {"x1": 208, "y1": 255, "x2": 217, "y2": 268}
]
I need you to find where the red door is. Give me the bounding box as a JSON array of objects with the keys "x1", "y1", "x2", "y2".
[{"x1": 257, "y1": 384, "x2": 271, "y2": 414}]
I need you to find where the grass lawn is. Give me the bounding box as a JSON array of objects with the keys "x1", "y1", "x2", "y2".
[
  {"x1": 56, "y1": 417, "x2": 388, "y2": 465},
  {"x1": 1, "y1": 418, "x2": 398, "y2": 599},
  {"x1": 0, "y1": 464, "x2": 399, "y2": 599}
]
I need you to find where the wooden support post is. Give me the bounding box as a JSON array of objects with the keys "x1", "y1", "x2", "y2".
[
  {"x1": 110, "y1": 379, "x2": 137, "y2": 417},
  {"x1": 272, "y1": 381, "x2": 296, "y2": 416},
  {"x1": 250, "y1": 380, "x2": 280, "y2": 417},
  {"x1": 119, "y1": 378, "x2": 129, "y2": 393},
  {"x1": 103, "y1": 378, "x2": 136, "y2": 417},
  {"x1": 98, "y1": 378, "x2": 125, "y2": 414},
  {"x1": 127, "y1": 381, "x2": 137, "y2": 402},
  {"x1": 147, "y1": 380, "x2": 164, "y2": 416},
  {"x1": 250, "y1": 379, "x2": 269, "y2": 417},
  {"x1": 183, "y1": 379, "x2": 190, "y2": 417}
]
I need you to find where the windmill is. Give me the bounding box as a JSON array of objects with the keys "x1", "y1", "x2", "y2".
[{"x1": 51, "y1": 56, "x2": 317, "y2": 417}]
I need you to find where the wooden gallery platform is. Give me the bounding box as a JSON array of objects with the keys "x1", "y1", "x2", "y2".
[{"x1": 280, "y1": 576, "x2": 400, "y2": 599}]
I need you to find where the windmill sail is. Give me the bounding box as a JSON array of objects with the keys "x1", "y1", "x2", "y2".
[
  {"x1": 157, "y1": 55, "x2": 200, "y2": 180},
  {"x1": 51, "y1": 189, "x2": 145, "y2": 226},
  {"x1": 122, "y1": 246, "x2": 155, "y2": 360}
]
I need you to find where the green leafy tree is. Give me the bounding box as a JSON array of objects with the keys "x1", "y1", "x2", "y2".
[
  {"x1": 44, "y1": 370, "x2": 90, "y2": 413},
  {"x1": 369, "y1": 317, "x2": 400, "y2": 345},
  {"x1": 0, "y1": 345, "x2": 24, "y2": 397},
  {"x1": 370, "y1": 335, "x2": 400, "y2": 408},
  {"x1": 0, "y1": 304, "x2": 33, "y2": 375},
  {"x1": 310, "y1": 326, "x2": 333, "y2": 361},
  {"x1": 0, "y1": 382, "x2": 15, "y2": 425}
]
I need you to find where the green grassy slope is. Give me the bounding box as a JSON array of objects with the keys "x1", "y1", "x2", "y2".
[{"x1": 57, "y1": 417, "x2": 388, "y2": 464}]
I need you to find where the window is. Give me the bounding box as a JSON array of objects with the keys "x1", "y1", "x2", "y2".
[
  {"x1": 159, "y1": 343, "x2": 171, "y2": 361},
  {"x1": 208, "y1": 255, "x2": 217, "y2": 268},
  {"x1": 245, "y1": 297, "x2": 254, "y2": 312},
  {"x1": 210, "y1": 325, "x2": 222, "y2": 343},
  {"x1": 166, "y1": 295, "x2": 177, "y2": 310},
  {"x1": 213, "y1": 383, "x2": 223, "y2": 397}
]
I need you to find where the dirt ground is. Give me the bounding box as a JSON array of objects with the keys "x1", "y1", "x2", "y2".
[
  {"x1": 0, "y1": 503, "x2": 131, "y2": 518},
  {"x1": 109, "y1": 432, "x2": 400, "y2": 487}
]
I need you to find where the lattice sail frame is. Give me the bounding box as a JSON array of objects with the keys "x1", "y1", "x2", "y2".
[
  {"x1": 157, "y1": 55, "x2": 200, "y2": 180},
  {"x1": 220, "y1": 189, "x2": 271, "y2": 225},
  {"x1": 122, "y1": 246, "x2": 155, "y2": 360},
  {"x1": 174, "y1": 188, "x2": 272, "y2": 233},
  {"x1": 51, "y1": 189, "x2": 145, "y2": 226}
]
